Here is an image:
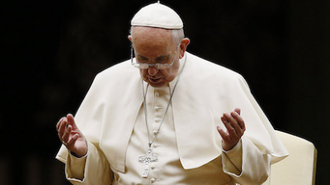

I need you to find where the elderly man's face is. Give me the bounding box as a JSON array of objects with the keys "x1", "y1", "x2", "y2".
[{"x1": 129, "y1": 27, "x2": 182, "y2": 88}]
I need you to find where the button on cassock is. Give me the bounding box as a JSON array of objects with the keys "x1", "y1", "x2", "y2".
[
  {"x1": 154, "y1": 117, "x2": 161, "y2": 123},
  {"x1": 151, "y1": 178, "x2": 156, "y2": 183},
  {"x1": 154, "y1": 106, "x2": 162, "y2": 111}
]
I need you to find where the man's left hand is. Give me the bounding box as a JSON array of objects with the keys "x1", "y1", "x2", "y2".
[{"x1": 217, "y1": 108, "x2": 246, "y2": 151}]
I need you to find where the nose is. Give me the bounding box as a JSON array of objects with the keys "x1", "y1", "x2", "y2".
[{"x1": 147, "y1": 66, "x2": 159, "y2": 76}]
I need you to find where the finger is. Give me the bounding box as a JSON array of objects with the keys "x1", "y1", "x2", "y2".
[
  {"x1": 231, "y1": 111, "x2": 245, "y2": 130},
  {"x1": 223, "y1": 113, "x2": 240, "y2": 131},
  {"x1": 234, "y1": 108, "x2": 241, "y2": 115},
  {"x1": 227, "y1": 113, "x2": 244, "y2": 136},
  {"x1": 67, "y1": 133, "x2": 79, "y2": 146},
  {"x1": 57, "y1": 118, "x2": 68, "y2": 136},
  {"x1": 217, "y1": 126, "x2": 229, "y2": 140},
  {"x1": 56, "y1": 117, "x2": 65, "y2": 131},
  {"x1": 223, "y1": 113, "x2": 245, "y2": 137},
  {"x1": 224, "y1": 112, "x2": 238, "y2": 125},
  {"x1": 62, "y1": 125, "x2": 72, "y2": 144},
  {"x1": 221, "y1": 115, "x2": 238, "y2": 137},
  {"x1": 67, "y1": 114, "x2": 78, "y2": 130},
  {"x1": 56, "y1": 118, "x2": 62, "y2": 131}
]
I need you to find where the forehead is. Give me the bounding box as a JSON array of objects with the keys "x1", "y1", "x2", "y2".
[{"x1": 131, "y1": 27, "x2": 174, "y2": 46}]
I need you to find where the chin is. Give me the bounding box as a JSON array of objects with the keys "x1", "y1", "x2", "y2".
[
  {"x1": 148, "y1": 82, "x2": 168, "y2": 88},
  {"x1": 147, "y1": 80, "x2": 169, "y2": 87}
]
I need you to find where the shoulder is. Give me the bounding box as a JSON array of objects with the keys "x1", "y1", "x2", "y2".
[
  {"x1": 185, "y1": 52, "x2": 245, "y2": 84},
  {"x1": 83, "y1": 59, "x2": 141, "y2": 97},
  {"x1": 93, "y1": 60, "x2": 140, "y2": 85},
  {"x1": 97, "y1": 60, "x2": 139, "y2": 79}
]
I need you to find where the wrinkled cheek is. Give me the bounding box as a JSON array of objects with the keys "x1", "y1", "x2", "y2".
[{"x1": 163, "y1": 70, "x2": 176, "y2": 82}]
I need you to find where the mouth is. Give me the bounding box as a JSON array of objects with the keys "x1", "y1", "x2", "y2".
[{"x1": 148, "y1": 77, "x2": 162, "y2": 84}]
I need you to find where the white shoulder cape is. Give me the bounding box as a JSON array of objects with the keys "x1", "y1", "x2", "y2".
[{"x1": 56, "y1": 52, "x2": 288, "y2": 173}]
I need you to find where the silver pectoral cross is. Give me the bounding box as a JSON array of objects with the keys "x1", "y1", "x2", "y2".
[{"x1": 138, "y1": 148, "x2": 158, "y2": 178}]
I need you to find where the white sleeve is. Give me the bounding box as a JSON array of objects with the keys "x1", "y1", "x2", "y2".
[
  {"x1": 222, "y1": 136, "x2": 271, "y2": 185},
  {"x1": 58, "y1": 141, "x2": 114, "y2": 185}
]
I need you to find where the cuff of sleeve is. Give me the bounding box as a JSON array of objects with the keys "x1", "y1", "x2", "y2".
[
  {"x1": 222, "y1": 139, "x2": 242, "y2": 156},
  {"x1": 222, "y1": 139, "x2": 243, "y2": 176},
  {"x1": 65, "y1": 143, "x2": 89, "y2": 182}
]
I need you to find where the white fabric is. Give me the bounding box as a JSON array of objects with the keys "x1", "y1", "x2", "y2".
[
  {"x1": 56, "y1": 52, "x2": 288, "y2": 184},
  {"x1": 131, "y1": 2, "x2": 183, "y2": 29},
  {"x1": 268, "y1": 131, "x2": 317, "y2": 185},
  {"x1": 123, "y1": 84, "x2": 179, "y2": 184},
  {"x1": 117, "y1": 83, "x2": 236, "y2": 184}
]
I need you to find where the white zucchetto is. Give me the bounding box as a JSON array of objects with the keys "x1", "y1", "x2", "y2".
[{"x1": 131, "y1": 2, "x2": 183, "y2": 29}]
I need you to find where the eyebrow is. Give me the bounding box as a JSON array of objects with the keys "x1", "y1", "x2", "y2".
[{"x1": 137, "y1": 54, "x2": 171, "y2": 63}]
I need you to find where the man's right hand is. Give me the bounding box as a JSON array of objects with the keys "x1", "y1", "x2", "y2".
[{"x1": 56, "y1": 114, "x2": 88, "y2": 157}]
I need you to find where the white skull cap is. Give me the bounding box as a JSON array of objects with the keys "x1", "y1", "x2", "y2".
[{"x1": 131, "y1": 2, "x2": 183, "y2": 29}]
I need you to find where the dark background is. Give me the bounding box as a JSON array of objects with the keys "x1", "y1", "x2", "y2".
[{"x1": 2, "y1": 0, "x2": 329, "y2": 184}]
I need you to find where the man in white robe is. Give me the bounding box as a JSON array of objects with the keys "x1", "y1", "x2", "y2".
[{"x1": 56, "y1": 2, "x2": 288, "y2": 185}]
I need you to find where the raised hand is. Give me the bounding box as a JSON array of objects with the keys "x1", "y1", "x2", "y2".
[
  {"x1": 217, "y1": 108, "x2": 246, "y2": 151},
  {"x1": 56, "y1": 114, "x2": 88, "y2": 157}
]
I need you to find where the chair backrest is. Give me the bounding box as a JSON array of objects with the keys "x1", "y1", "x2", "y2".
[{"x1": 267, "y1": 130, "x2": 317, "y2": 185}]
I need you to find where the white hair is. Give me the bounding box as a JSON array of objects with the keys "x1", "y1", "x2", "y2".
[
  {"x1": 171, "y1": 29, "x2": 185, "y2": 44},
  {"x1": 130, "y1": 26, "x2": 185, "y2": 44}
]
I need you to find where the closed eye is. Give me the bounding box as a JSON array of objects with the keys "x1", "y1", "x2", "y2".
[
  {"x1": 137, "y1": 55, "x2": 171, "y2": 64},
  {"x1": 155, "y1": 55, "x2": 170, "y2": 63},
  {"x1": 137, "y1": 55, "x2": 149, "y2": 63}
]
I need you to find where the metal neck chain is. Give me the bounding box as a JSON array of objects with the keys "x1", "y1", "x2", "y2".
[{"x1": 141, "y1": 54, "x2": 187, "y2": 149}]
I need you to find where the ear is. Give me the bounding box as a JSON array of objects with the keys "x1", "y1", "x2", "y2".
[
  {"x1": 128, "y1": 35, "x2": 132, "y2": 42},
  {"x1": 179, "y1": 38, "x2": 190, "y2": 59}
]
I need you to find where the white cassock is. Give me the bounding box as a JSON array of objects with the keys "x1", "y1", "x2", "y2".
[{"x1": 56, "y1": 52, "x2": 288, "y2": 185}]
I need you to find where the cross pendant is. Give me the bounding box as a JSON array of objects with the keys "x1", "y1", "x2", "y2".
[{"x1": 138, "y1": 148, "x2": 158, "y2": 178}]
